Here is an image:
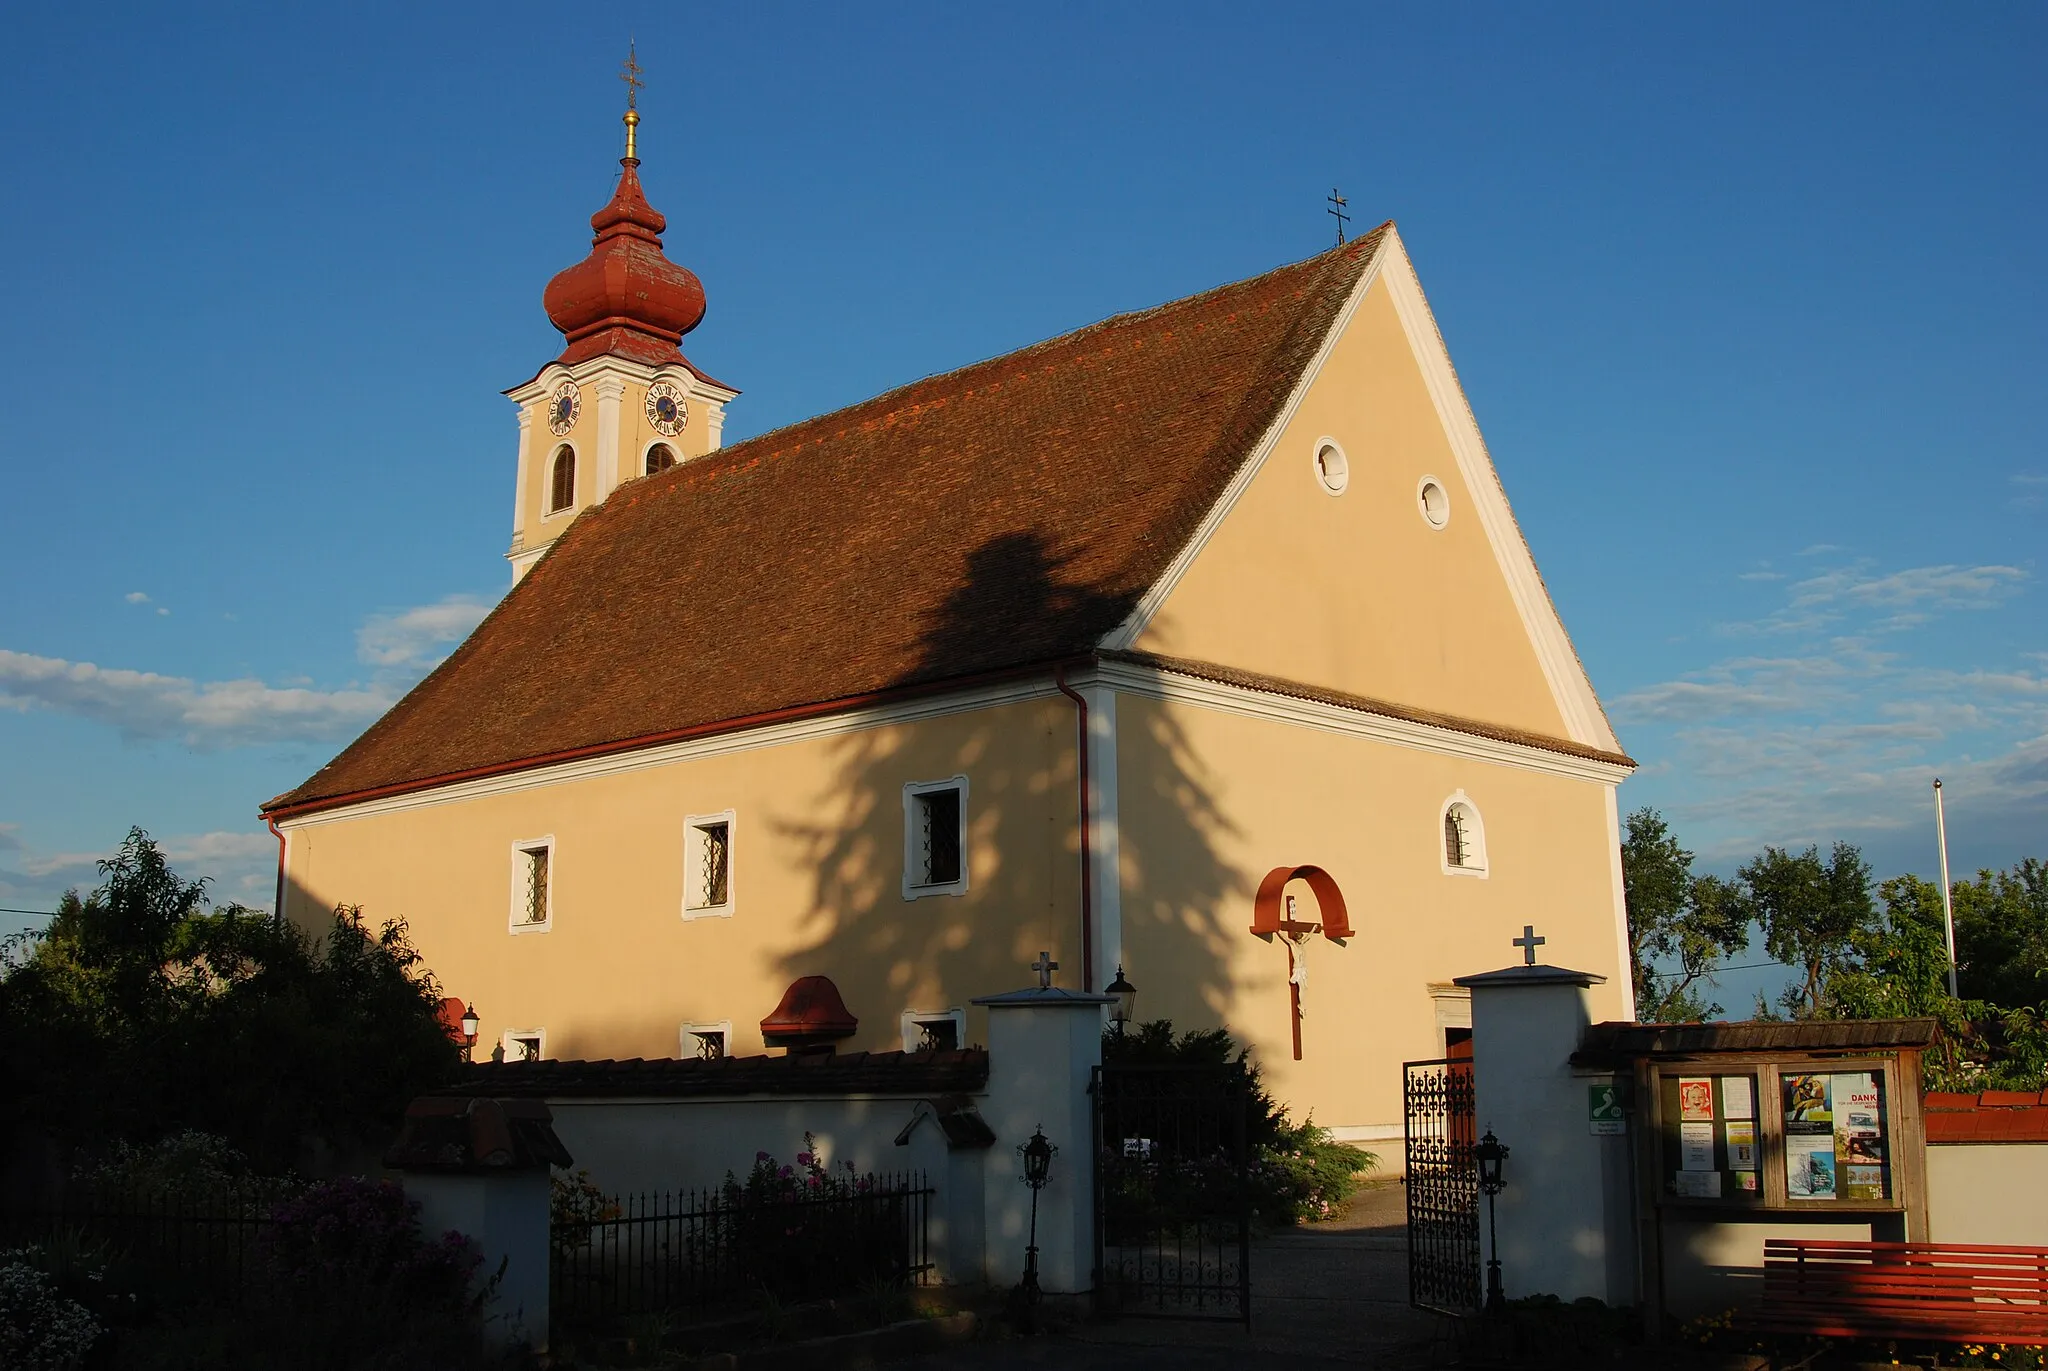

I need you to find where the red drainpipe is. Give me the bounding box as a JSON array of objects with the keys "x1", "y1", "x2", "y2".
[{"x1": 1054, "y1": 665, "x2": 1095, "y2": 992}]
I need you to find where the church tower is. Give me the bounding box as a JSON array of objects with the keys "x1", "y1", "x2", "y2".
[{"x1": 503, "y1": 65, "x2": 738, "y2": 581}]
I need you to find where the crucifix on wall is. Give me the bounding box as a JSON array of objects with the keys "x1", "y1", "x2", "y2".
[{"x1": 1248, "y1": 865, "x2": 1353, "y2": 1061}]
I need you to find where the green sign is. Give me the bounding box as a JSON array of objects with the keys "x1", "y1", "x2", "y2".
[{"x1": 1589, "y1": 1082, "x2": 1627, "y2": 1135}]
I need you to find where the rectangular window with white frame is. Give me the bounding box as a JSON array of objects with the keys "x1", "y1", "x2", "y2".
[
  {"x1": 682, "y1": 1020, "x2": 732, "y2": 1060},
  {"x1": 682, "y1": 810, "x2": 736, "y2": 920},
  {"x1": 900, "y1": 1007, "x2": 966, "y2": 1053},
  {"x1": 902, "y1": 776, "x2": 968, "y2": 898},
  {"x1": 508, "y1": 836, "x2": 556, "y2": 933},
  {"x1": 501, "y1": 1029, "x2": 546, "y2": 1062}
]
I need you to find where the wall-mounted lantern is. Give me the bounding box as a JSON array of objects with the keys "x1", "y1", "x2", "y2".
[{"x1": 1106, "y1": 966, "x2": 1137, "y2": 1036}]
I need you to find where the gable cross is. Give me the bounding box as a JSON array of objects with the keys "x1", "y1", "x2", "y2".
[
  {"x1": 1031, "y1": 951, "x2": 1059, "y2": 989},
  {"x1": 1513, "y1": 925, "x2": 1546, "y2": 966},
  {"x1": 1327, "y1": 188, "x2": 1350, "y2": 246}
]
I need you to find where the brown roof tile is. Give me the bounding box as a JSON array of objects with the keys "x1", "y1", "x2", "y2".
[
  {"x1": 270, "y1": 229, "x2": 1392, "y2": 814},
  {"x1": 1572, "y1": 1018, "x2": 1939, "y2": 1065}
]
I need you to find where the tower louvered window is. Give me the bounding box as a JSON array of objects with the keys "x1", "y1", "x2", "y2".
[{"x1": 549, "y1": 446, "x2": 576, "y2": 513}]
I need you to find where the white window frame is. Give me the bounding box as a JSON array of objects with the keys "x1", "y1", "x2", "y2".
[
  {"x1": 899, "y1": 1007, "x2": 967, "y2": 1053},
  {"x1": 1417, "y1": 474, "x2": 1452, "y2": 530},
  {"x1": 1439, "y1": 792, "x2": 1489, "y2": 878},
  {"x1": 508, "y1": 835, "x2": 557, "y2": 933},
  {"x1": 682, "y1": 1020, "x2": 733, "y2": 1060},
  {"x1": 501, "y1": 1028, "x2": 547, "y2": 1062},
  {"x1": 902, "y1": 776, "x2": 970, "y2": 899},
  {"x1": 681, "y1": 809, "x2": 737, "y2": 921}
]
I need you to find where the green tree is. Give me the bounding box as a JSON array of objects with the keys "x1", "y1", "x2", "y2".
[
  {"x1": 1741, "y1": 842, "x2": 1876, "y2": 1019},
  {"x1": 1952, "y1": 857, "x2": 2048, "y2": 1008},
  {"x1": 1620, "y1": 808, "x2": 1752, "y2": 1021},
  {"x1": 0, "y1": 828, "x2": 462, "y2": 1171}
]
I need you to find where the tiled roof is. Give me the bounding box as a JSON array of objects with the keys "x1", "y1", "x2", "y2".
[
  {"x1": 1924, "y1": 1089, "x2": 2048, "y2": 1143},
  {"x1": 1573, "y1": 1018, "x2": 1939, "y2": 1065},
  {"x1": 383, "y1": 1095, "x2": 574, "y2": 1172},
  {"x1": 267, "y1": 229, "x2": 1391, "y2": 814},
  {"x1": 439, "y1": 1048, "x2": 990, "y2": 1100}
]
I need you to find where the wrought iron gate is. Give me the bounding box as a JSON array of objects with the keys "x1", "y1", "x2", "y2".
[
  {"x1": 1404, "y1": 1056, "x2": 1479, "y2": 1315},
  {"x1": 1092, "y1": 1062, "x2": 1252, "y2": 1325}
]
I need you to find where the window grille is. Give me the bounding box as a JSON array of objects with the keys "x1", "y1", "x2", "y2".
[
  {"x1": 692, "y1": 1029, "x2": 725, "y2": 1061},
  {"x1": 697, "y1": 823, "x2": 729, "y2": 907},
  {"x1": 646, "y1": 444, "x2": 677, "y2": 475},
  {"x1": 916, "y1": 1018, "x2": 959, "y2": 1052},
  {"x1": 508, "y1": 1034, "x2": 542, "y2": 1062},
  {"x1": 522, "y1": 846, "x2": 551, "y2": 924},
  {"x1": 916, "y1": 789, "x2": 962, "y2": 887},
  {"x1": 1444, "y1": 808, "x2": 1469, "y2": 869}
]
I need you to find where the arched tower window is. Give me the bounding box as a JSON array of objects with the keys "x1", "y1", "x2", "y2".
[
  {"x1": 1440, "y1": 792, "x2": 1487, "y2": 877},
  {"x1": 645, "y1": 443, "x2": 677, "y2": 475},
  {"x1": 549, "y1": 446, "x2": 576, "y2": 514}
]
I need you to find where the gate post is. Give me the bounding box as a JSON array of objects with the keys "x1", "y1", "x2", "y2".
[
  {"x1": 972, "y1": 984, "x2": 1115, "y2": 1294},
  {"x1": 1452, "y1": 963, "x2": 1634, "y2": 1306}
]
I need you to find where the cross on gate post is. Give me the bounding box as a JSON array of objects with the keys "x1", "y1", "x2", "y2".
[
  {"x1": 1031, "y1": 951, "x2": 1059, "y2": 989},
  {"x1": 1513, "y1": 925, "x2": 1546, "y2": 966}
]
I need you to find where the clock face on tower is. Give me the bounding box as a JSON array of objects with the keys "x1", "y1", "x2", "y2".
[
  {"x1": 645, "y1": 380, "x2": 689, "y2": 437},
  {"x1": 547, "y1": 382, "x2": 581, "y2": 436}
]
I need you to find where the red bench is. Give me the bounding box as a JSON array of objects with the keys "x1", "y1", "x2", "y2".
[{"x1": 1743, "y1": 1239, "x2": 2048, "y2": 1345}]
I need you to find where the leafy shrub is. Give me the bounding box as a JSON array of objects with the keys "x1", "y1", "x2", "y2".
[
  {"x1": 263, "y1": 1177, "x2": 480, "y2": 1310},
  {"x1": 550, "y1": 1167, "x2": 621, "y2": 1256},
  {"x1": 1103, "y1": 1020, "x2": 1376, "y2": 1225},
  {"x1": 0, "y1": 1255, "x2": 100, "y2": 1371},
  {"x1": 715, "y1": 1136, "x2": 911, "y2": 1301}
]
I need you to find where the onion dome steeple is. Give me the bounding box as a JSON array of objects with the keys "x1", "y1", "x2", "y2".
[{"x1": 542, "y1": 51, "x2": 708, "y2": 369}]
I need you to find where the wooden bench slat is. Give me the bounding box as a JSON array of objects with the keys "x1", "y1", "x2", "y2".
[{"x1": 1740, "y1": 1239, "x2": 2048, "y2": 1345}]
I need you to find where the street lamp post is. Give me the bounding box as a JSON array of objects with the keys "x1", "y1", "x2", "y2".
[
  {"x1": 1018, "y1": 1126, "x2": 1057, "y2": 1324},
  {"x1": 1475, "y1": 1127, "x2": 1510, "y2": 1314},
  {"x1": 459, "y1": 1003, "x2": 480, "y2": 1062}
]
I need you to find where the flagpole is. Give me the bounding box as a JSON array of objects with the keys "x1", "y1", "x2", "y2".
[{"x1": 1934, "y1": 778, "x2": 1958, "y2": 998}]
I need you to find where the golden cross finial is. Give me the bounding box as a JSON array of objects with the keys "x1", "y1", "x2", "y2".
[
  {"x1": 620, "y1": 41, "x2": 644, "y2": 160},
  {"x1": 621, "y1": 41, "x2": 644, "y2": 111}
]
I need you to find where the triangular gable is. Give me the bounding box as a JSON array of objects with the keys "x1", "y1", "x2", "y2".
[{"x1": 1106, "y1": 228, "x2": 1619, "y2": 753}]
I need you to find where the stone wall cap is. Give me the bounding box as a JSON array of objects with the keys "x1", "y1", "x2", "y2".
[
  {"x1": 1453, "y1": 964, "x2": 1608, "y2": 989},
  {"x1": 971, "y1": 986, "x2": 1117, "y2": 1007}
]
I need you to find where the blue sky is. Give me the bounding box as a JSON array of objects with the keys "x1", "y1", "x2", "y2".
[{"x1": 2, "y1": 5, "x2": 2042, "y2": 1007}]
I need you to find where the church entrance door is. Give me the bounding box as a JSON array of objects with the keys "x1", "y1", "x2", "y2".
[
  {"x1": 1403, "y1": 1055, "x2": 1480, "y2": 1315},
  {"x1": 1091, "y1": 1061, "x2": 1253, "y2": 1326}
]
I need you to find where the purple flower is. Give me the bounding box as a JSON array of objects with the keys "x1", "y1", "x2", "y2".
[
  {"x1": 779, "y1": 1166, "x2": 794, "y2": 1179},
  {"x1": 797, "y1": 1152, "x2": 812, "y2": 1166},
  {"x1": 756, "y1": 1151, "x2": 770, "y2": 1161}
]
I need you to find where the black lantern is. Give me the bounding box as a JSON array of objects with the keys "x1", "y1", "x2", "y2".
[
  {"x1": 1474, "y1": 1127, "x2": 1510, "y2": 1313},
  {"x1": 1105, "y1": 966, "x2": 1137, "y2": 1036},
  {"x1": 1016, "y1": 1126, "x2": 1058, "y2": 1318}
]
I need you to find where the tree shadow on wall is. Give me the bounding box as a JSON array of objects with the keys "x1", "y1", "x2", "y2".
[{"x1": 769, "y1": 532, "x2": 1252, "y2": 1045}]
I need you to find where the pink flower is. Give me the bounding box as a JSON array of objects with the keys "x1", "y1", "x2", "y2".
[
  {"x1": 756, "y1": 1151, "x2": 770, "y2": 1161},
  {"x1": 797, "y1": 1152, "x2": 812, "y2": 1166}
]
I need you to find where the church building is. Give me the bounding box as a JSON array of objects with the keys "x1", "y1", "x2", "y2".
[{"x1": 262, "y1": 97, "x2": 1636, "y2": 1145}]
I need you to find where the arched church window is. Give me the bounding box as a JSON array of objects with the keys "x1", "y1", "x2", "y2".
[
  {"x1": 646, "y1": 443, "x2": 677, "y2": 475},
  {"x1": 1441, "y1": 793, "x2": 1487, "y2": 876},
  {"x1": 549, "y1": 446, "x2": 576, "y2": 514}
]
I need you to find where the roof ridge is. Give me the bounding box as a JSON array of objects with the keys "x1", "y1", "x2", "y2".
[{"x1": 644, "y1": 226, "x2": 1393, "y2": 484}]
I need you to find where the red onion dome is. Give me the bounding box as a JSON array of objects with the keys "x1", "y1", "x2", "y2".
[{"x1": 542, "y1": 153, "x2": 706, "y2": 368}]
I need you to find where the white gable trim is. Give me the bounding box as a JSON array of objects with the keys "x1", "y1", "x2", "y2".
[
  {"x1": 1090, "y1": 659, "x2": 1630, "y2": 785},
  {"x1": 1098, "y1": 242, "x2": 1390, "y2": 651},
  {"x1": 1374, "y1": 232, "x2": 1617, "y2": 750}
]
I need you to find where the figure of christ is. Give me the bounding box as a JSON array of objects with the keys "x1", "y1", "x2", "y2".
[{"x1": 1279, "y1": 894, "x2": 1320, "y2": 1060}]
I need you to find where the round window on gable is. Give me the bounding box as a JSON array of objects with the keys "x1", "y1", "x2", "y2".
[
  {"x1": 1313, "y1": 439, "x2": 1349, "y2": 496},
  {"x1": 1418, "y1": 477, "x2": 1450, "y2": 529}
]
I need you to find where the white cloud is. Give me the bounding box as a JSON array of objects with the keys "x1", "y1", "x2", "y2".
[
  {"x1": 0, "y1": 649, "x2": 391, "y2": 749},
  {"x1": 125, "y1": 591, "x2": 150, "y2": 604},
  {"x1": 356, "y1": 595, "x2": 495, "y2": 671},
  {"x1": 0, "y1": 827, "x2": 280, "y2": 919},
  {"x1": 1720, "y1": 560, "x2": 2029, "y2": 634},
  {"x1": 1736, "y1": 570, "x2": 1786, "y2": 582},
  {"x1": 1798, "y1": 544, "x2": 1843, "y2": 557}
]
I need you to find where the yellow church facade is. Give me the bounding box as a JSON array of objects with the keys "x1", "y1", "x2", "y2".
[{"x1": 264, "y1": 115, "x2": 1634, "y2": 1141}]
